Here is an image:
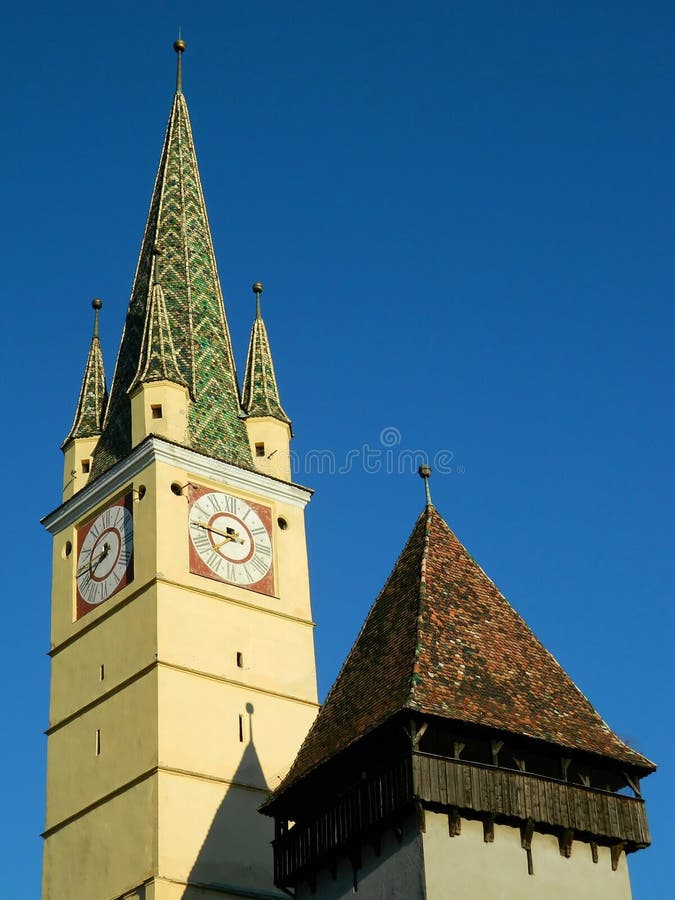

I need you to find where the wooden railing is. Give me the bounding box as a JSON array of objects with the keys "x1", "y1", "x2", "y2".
[
  {"x1": 273, "y1": 756, "x2": 412, "y2": 887},
  {"x1": 413, "y1": 751, "x2": 650, "y2": 845}
]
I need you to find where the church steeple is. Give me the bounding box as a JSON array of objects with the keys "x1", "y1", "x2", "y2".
[
  {"x1": 242, "y1": 282, "x2": 290, "y2": 424},
  {"x1": 91, "y1": 41, "x2": 251, "y2": 477},
  {"x1": 61, "y1": 299, "x2": 108, "y2": 499}
]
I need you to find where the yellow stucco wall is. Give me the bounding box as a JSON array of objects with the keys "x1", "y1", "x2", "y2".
[
  {"x1": 43, "y1": 442, "x2": 318, "y2": 899},
  {"x1": 423, "y1": 813, "x2": 633, "y2": 900}
]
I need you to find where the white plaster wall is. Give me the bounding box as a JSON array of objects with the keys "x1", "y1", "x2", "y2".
[
  {"x1": 423, "y1": 813, "x2": 633, "y2": 900},
  {"x1": 296, "y1": 815, "x2": 426, "y2": 900}
]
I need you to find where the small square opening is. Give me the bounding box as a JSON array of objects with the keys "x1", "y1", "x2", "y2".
[
  {"x1": 151, "y1": 404, "x2": 163, "y2": 419},
  {"x1": 81, "y1": 459, "x2": 91, "y2": 474},
  {"x1": 255, "y1": 442, "x2": 265, "y2": 457}
]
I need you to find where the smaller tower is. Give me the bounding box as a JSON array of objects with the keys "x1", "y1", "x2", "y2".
[
  {"x1": 242, "y1": 282, "x2": 293, "y2": 480},
  {"x1": 262, "y1": 470, "x2": 654, "y2": 899},
  {"x1": 61, "y1": 299, "x2": 107, "y2": 500},
  {"x1": 128, "y1": 249, "x2": 191, "y2": 448}
]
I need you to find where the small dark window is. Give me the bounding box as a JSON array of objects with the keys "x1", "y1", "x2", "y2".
[
  {"x1": 236, "y1": 652, "x2": 243, "y2": 668},
  {"x1": 81, "y1": 459, "x2": 90, "y2": 474},
  {"x1": 99, "y1": 664, "x2": 105, "y2": 681},
  {"x1": 238, "y1": 715, "x2": 244, "y2": 743},
  {"x1": 227, "y1": 527, "x2": 235, "y2": 536},
  {"x1": 255, "y1": 442, "x2": 265, "y2": 457},
  {"x1": 151, "y1": 404, "x2": 163, "y2": 419},
  {"x1": 63, "y1": 541, "x2": 72, "y2": 559},
  {"x1": 277, "y1": 517, "x2": 288, "y2": 531},
  {"x1": 95, "y1": 729, "x2": 101, "y2": 756}
]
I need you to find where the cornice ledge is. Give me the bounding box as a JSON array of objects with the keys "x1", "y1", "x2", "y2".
[{"x1": 43, "y1": 437, "x2": 312, "y2": 534}]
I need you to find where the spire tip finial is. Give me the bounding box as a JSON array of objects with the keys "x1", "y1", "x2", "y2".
[
  {"x1": 91, "y1": 298, "x2": 102, "y2": 339},
  {"x1": 252, "y1": 282, "x2": 263, "y2": 318},
  {"x1": 173, "y1": 36, "x2": 186, "y2": 93},
  {"x1": 418, "y1": 464, "x2": 433, "y2": 506}
]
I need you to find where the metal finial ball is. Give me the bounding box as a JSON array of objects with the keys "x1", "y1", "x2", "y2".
[
  {"x1": 92, "y1": 298, "x2": 103, "y2": 311},
  {"x1": 173, "y1": 39, "x2": 186, "y2": 54},
  {"x1": 418, "y1": 464, "x2": 431, "y2": 480},
  {"x1": 252, "y1": 282, "x2": 264, "y2": 295}
]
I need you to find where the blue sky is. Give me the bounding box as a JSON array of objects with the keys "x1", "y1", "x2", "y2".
[{"x1": 3, "y1": 2, "x2": 673, "y2": 896}]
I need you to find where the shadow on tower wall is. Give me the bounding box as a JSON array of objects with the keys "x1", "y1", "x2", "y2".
[{"x1": 181, "y1": 703, "x2": 280, "y2": 899}]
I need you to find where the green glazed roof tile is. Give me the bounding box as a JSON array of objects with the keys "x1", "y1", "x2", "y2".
[
  {"x1": 129, "y1": 281, "x2": 186, "y2": 390},
  {"x1": 91, "y1": 89, "x2": 252, "y2": 476}
]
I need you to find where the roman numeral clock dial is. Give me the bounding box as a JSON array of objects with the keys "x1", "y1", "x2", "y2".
[
  {"x1": 75, "y1": 494, "x2": 134, "y2": 619},
  {"x1": 188, "y1": 488, "x2": 274, "y2": 595}
]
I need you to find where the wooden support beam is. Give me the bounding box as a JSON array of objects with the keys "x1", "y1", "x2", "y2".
[
  {"x1": 513, "y1": 757, "x2": 526, "y2": 772},
  {"x1": 520, "y1": 818, "x2": 534, "y2": 851},
  {"x1": 591, "y1": 842, "x2": 599, "y2": 864},
  {"x1": 412, "y1": 722, "x2": 428, "y2": 748},
  {"x1": 453, "y1": 741, "x2": 465, "y2": 760},
  {"x1": 559, "y1": 828, "x2": 574, "y2": 858},
  {"x1": 448, "y1": 806, "x2": 462, "y2": 837},
  {"x1": 611, "y1": 843, "x2": 626, "y2": 872},
  {"x1": 483, "y1": 814, "x2": 495, "y2": 843},
  {"x1": 624, "y1": 773, "x2": 642, "y2": 798},
  {"x1": 415, "y1": 799, "x2": 426, "y2": 833},
  {"x1": 578, "y1": 773, "x2": 591, "y2": 788},
  {"x1": 561, "y1": 757, "x2": 571, "y2": 781},
  {"x1": 491, "y1": 739, "x2": 504, "y2": 767}
]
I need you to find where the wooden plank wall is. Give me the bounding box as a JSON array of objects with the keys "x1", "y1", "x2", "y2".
[{"x1": 412, "y1": 751, "x2": 650, "y2": 845}]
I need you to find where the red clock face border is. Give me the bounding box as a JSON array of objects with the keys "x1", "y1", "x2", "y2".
[
  {"x1": 75, "y1": 492, "x2": 134, "y2": 620},
  {"x1": 188, "y1": 485, "x2": 275, "y2": 596}
]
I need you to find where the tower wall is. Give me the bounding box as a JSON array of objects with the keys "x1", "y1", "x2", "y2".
[
  {"x1": 43, "y1": 441, "x2": 318, "y2": 899},
  {"x1": 423, "y1": 812, "x2": 632, "y2": 900}
]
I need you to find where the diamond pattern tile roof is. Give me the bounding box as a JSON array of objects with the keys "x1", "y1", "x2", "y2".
[
  {"x1": 91, "y1": 88, "x2": 251, "y2": 477},
  {"x1": 129, "y1": 281, "x2": 186, "y2": 390},
  {"x1": 63, "y1": 316, "x2": 107, "y2": 446},
  {"x1": 269, "y1": 505, "x2": 653, "y2": 804},
  {"x1": 242, "y1": 300, "x2": 290, "y2": 424}
]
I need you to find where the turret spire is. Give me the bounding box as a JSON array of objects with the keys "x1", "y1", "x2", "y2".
[
  {"x1": 242, "y1": 282, "x2": 291, "y2": 424},
  {"x1": 91, "y1": 45, "x2": 252, "y2": 477},
  {"x1": 63, "y1": 299, "x2": 108, "y2": 446}
]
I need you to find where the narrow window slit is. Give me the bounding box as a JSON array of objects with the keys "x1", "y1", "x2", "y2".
[{"x1": 238, "y1": 715, "x2": 244, "y2": 743}]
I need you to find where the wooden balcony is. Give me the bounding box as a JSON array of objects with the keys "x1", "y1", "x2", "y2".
[{"x1": 272, "y1": 751, "x2": 650, "y2": 888}]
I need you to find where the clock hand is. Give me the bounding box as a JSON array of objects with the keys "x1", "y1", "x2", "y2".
[
  {"x1": 76, "y1": 543, "x2": 110, "y2": 578},
  {"x1": 192, "y1": 521, "x2": 245, "y2": 543}
]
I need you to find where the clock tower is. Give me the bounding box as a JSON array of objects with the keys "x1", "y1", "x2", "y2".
[{"x1": 42, "y1": 42, "x2": 318, "y2": 900}]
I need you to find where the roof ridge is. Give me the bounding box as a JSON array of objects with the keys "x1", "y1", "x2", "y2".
[{"x1": 407, "y1": 504, "x2": 434, "y2": 705}]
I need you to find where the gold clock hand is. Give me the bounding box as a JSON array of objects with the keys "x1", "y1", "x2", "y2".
[
  {"x1": 76, "y1": 543, "x2": 110, "y2": 577},
  {"x1": 192, "y1": 521, "x2": 244, "y2": 543}
]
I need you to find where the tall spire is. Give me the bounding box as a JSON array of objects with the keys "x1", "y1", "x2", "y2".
[
  {"x1": 91, "y1": 42, "x2": 252, "y2": 476},
  {"x1": 242, "y1": 282, "x2": 291, "y2": 424},
  {"x1": 63, "y1": 299, "x2": 108, "y2": 446}
]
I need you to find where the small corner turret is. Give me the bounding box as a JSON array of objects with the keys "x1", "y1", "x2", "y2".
[
  {"x1": 61, "y1": 299, "x2": 107, "y2": 500},
  {"x1": 128, "y1": 248, "x2": 191, "y2": 448},
  {"x1": 242, "y1": 282, "x2": 293, "y2": 480}
]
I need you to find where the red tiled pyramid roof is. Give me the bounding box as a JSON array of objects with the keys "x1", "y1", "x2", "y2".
[{"x1": 270, "y1": 505, "x2": 653, "y2": 803}]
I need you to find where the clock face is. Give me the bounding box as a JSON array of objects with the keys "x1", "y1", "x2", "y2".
[
  {"x1": 76, "y1": 494, "x2": 134, "y2": 619},
  {"x1": 188, "y1": 488, "x2": 274, "y2": 594}
]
